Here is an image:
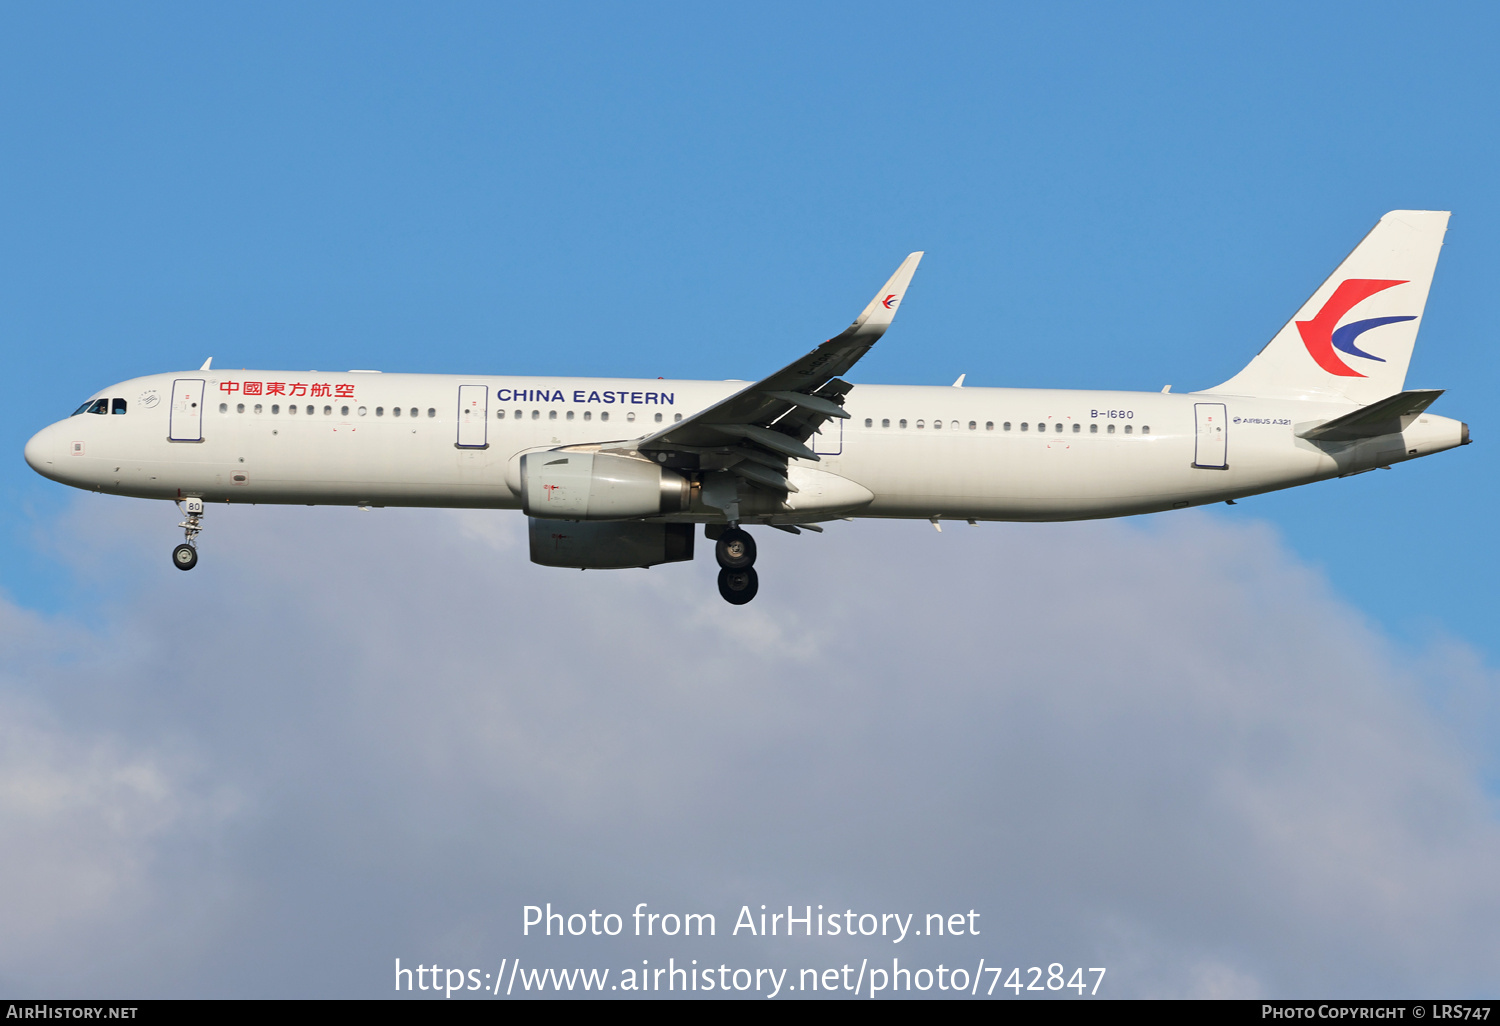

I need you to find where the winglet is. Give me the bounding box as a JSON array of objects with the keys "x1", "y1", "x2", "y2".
[{"x1": 837, "y1": 251, "x2": 923, "y2": 341}]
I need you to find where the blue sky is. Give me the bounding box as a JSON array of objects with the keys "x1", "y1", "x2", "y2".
[{"x1": 2, "y1": 2, "x2": 1498, "y2": 998}]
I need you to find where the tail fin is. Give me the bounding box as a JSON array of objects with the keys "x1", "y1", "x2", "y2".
[{"x1": 1207, "y1": 210, "x2": 1450, "y2": 404}]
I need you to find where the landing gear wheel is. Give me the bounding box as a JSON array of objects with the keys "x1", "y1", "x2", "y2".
[
  {"x1": 717, "y1": 567, "x2": 759, "y2": 605},
  {"x1": 172, "y1": 543, "x2": 198, "y2": 571},
  {"x1": 715, "y1": 528, "x2": 757, "y2": 570}
]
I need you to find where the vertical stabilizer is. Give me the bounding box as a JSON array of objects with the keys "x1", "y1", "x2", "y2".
[{"x1": 1206, "y1": 211, "x2": 1449, "y2": 404}]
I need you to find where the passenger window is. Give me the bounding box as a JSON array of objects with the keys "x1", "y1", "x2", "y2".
[
  {"x1": 1055, "y1": 423, "x2": 1063, "y2": 433},
  {"x1": 1107, "y1": 424, "x2": 1115, "y2": 434},
  {"x1": 1125, "y1": 424, "x2": 1133, "y2": 434},
  {"x1": 952, "y1": 421, "x2": 960, "y2": 430},
  {"x1": 255, "y1": 404, "x2": 263, "y2": 414},
  {"x1": 627, "y1": 411, "x2": 635, "y2": 422},
  {"x1": 427, "y1": 408, "x2": 435, "y2": 418},
  {"x1": 324, "y1": 406, "x2": 332, "y2": 416},
  {"x1": 968, "y1": 421, "x2": 976, "y2": 430},
  {"x1": 497, "y1": 409, "x2": 505, "y2": 419},
  {"x1": 882, "y1": 418, "x2": 890, "y2": 428},
  {"x1": 674, "y1": 413, "x2": 682, "y2": 422},
  {"x1": 375, "y1": 407, "x2": 382, "y2": 416},
  {"x1": 932, "y1": 419, "x2": 941, "y2": 430},
  {"x1": 916, "y1": 420, "x2": 925, "y2": 429},
  {"x1": 531, "y1": 410, "x2": 539, "y2": 420},
  {"x1": 219, "y1": 403, "x2": 228, "y2": 414},
  {"x1": 1020, "y1": 423, "x2": 1028, "y2": 432},
  {"x1": 291, "y1": 405, "x2": 299, "y2": 415},
  {"x1": 236, "y1": 403, "x2": 245, "y2": 414},
  {"x1": 549, "y1": 410, "x2": 558, "y2": 420},
  {"x1": 601, "y1": 411, "x2": 610, "y2": 422},
  {"x1": 393, "y1": 406, "x2": 401, "y2": 417},
  {"x1": 341, "y1": 406, "x2": 349, "y2": 416},
  {"x1": 409, "y1": 408, "x2": 417, "y2": 418},
  {"x1": 112, "y1": 398, "x2": 127, "y2": 415},
  {"x1": 985, "y1": 421, "x2": 994, "y2": 431},
  {"x1": 1090, "y1": 423, "x2": 1097, "y2": 433},
  {"x1": 1142, "y1": 425, "x2": 1150, "y2": 435},
  {"x1": 1072, "y1": 423, "x2": 1080, "y2": 433},
  {"x1": 513, "y1": 409, "x2": 521, "y2": 419},
  {"x1": 272, "y1": 404, "x2": 281, "y2": 414},
  {"x1": 583, "y1": 411, "x2": 592, "y2": 421},
  {"x1": 1003, "y1": 422, "x2": 1011, "y2": 431},
  {"x1": 356, "y1": 406, "x2": 365, "y2": 416},
  {"x1": 864, "y1": 418, "x2": 873, "y2": 428},
  {"x1": 654, "y1": 412, "x2": 662, "y2": 423}
]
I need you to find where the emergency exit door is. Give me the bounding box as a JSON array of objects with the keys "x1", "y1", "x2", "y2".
[
  {"x1": 811, "y1": 418, "x2": 843, "y2": 455},
  {"x1": 169, "y1": 378, "x2": 205, "y2": 442},
  {"x1": 456, "y1": 385, "x2": 489, "y2": 448},
  {"x1": 1193, "y1": 402, "x2": 1227, "y2": 469}
]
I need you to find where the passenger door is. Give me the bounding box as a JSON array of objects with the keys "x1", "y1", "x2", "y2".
[
  {"x1": 1193, "y1": 403, "x2": 1227, "y2": 469},
  {"x1": 456, "y1": 384, "x2": 489, "y2": 449},
  {"x1": 169, "y1": 378, "x2": 205, "y2": 442}
]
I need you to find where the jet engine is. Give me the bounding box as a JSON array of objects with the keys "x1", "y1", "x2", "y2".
[
  {"x1": 528, "y1": 518, "x2": 695, "y2": 569},
  {"x1": 520, "y1": 451, "x2": 691, "y2": 521}
]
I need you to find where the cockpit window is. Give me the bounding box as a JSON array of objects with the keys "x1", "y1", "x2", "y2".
[{"x1": 72, "y1": 398, "x2": 123, "y2": 416}]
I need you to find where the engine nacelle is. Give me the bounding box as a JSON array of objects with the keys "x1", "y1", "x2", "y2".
[
  {"x1": 528, "y1": 518, "x2": 695, "y2": 569},
  {"x1": 520, "y1": 451, "x2": 691, "y2": 521}
]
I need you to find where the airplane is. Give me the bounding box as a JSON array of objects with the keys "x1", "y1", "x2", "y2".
[{"x1": 24, "y1": 210, "x2": 1469, "y2": 605}]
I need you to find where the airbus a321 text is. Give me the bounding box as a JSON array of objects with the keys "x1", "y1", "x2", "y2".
[{"x1": 25, "y1": 211, "x2": 1470, "y2": 604}]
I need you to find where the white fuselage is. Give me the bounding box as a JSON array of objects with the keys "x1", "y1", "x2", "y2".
[{"x1": 25, "y1": 370, "x2": 1467, "y2": 522}]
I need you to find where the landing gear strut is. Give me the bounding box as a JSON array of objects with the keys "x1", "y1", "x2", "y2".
[
  {"x1": 715, "y1": 527, "x2": 758, "y2": 604},
  {"x1": 172, "y1": 497, "x2": 204, "y2": 571}
]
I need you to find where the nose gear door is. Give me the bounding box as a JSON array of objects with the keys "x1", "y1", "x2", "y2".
[{"x1": 169, "y1": 378, "x2": 206, "y2": 442}]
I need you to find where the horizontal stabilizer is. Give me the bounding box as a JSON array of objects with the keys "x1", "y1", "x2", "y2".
[{"x1": 1295, "y1": 389, "x2": 1444, "y2": 441}]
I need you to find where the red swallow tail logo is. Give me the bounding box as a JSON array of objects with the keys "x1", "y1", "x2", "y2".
[
  {"x1": 1296, "y1": 279, "x2": 1417, "y2": 377},
  {"x1": 881, "y1": 294, "x2": 898, "y2": 309}
]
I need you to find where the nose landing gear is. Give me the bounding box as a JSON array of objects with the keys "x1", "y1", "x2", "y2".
[
  {"x1": 714, "y1": 527, "x2": 758, "y2": 604},
  {"x1": 172, "y1": 497, "x2": 204, "y2": 572}
]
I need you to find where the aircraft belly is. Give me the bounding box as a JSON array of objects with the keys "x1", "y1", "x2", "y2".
[
  {"x1": 125, "y1": 416, "x2": 522, "y2": 508},
  {"x1": 844, "y1": 426, "x2": 1335, "y2": 521}
]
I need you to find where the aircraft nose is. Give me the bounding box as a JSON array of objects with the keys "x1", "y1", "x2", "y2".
[{"x1": 24, "y1": 423, "x2": 62, "y2": 478}]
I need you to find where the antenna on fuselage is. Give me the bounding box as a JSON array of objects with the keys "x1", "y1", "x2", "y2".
[{"x1": 200, "y1": 357, "x2": 213, "y2": 370}]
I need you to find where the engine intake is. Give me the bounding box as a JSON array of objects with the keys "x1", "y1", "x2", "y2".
[{"x1": 520, "y1": 451, "x2": 691, "y2": 521}]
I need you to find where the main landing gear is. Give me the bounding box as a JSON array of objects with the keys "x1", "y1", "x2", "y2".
[
  {"x1": 172, "y1": 497, "x2": 204, "y2": 572},
  {"x1": 715, "y1": 527, "x2": 758, "y2": 605}
]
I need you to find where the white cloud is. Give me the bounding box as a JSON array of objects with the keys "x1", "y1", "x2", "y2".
[{"x1": 1, "y1": 496, "x2": 1497, "y2": 996}]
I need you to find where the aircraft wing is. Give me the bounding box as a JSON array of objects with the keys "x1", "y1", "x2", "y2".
[{"x1": 613, "y1": 252, "x2": 923, "y2": 492}]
